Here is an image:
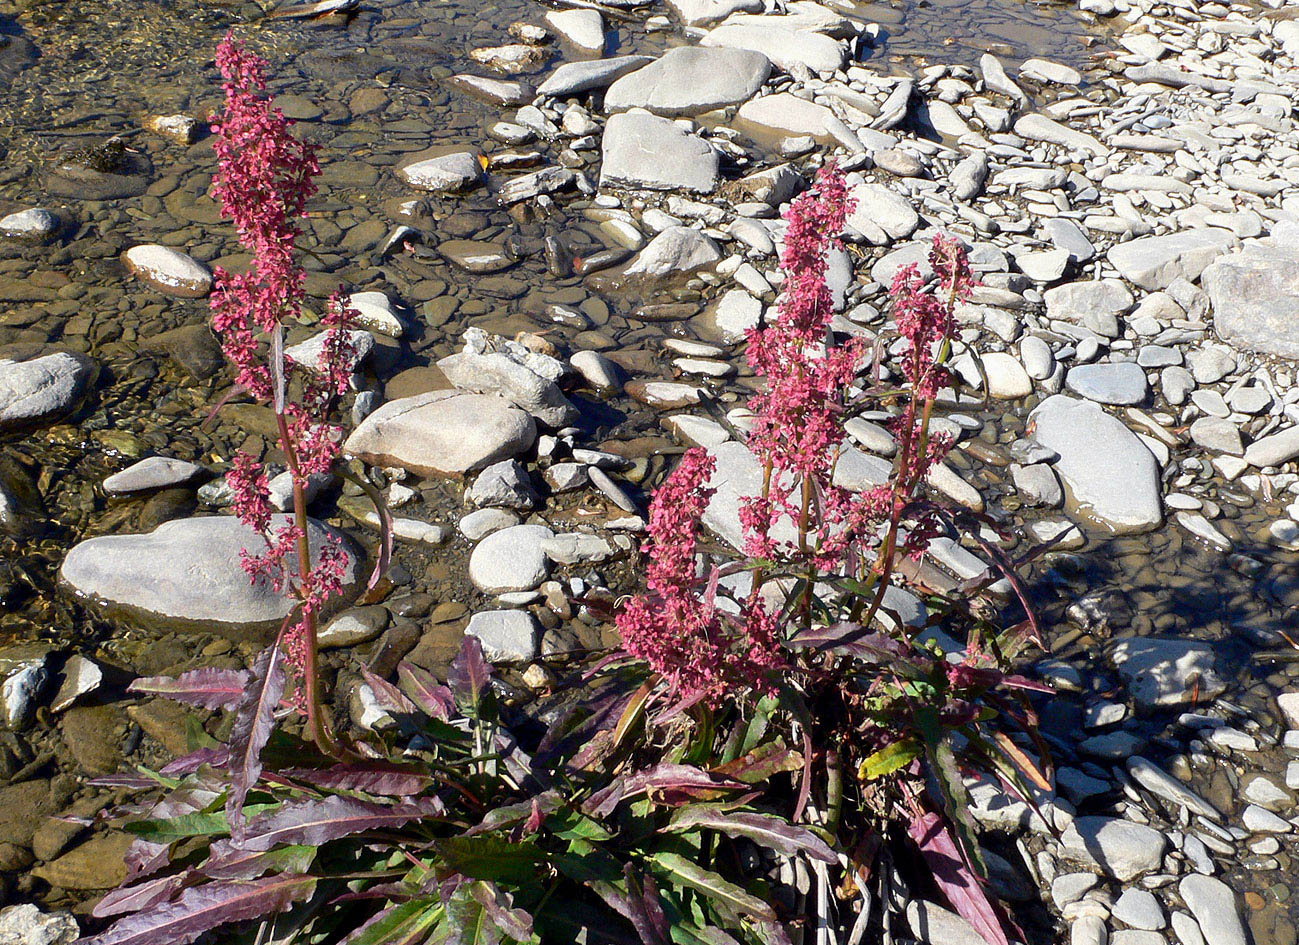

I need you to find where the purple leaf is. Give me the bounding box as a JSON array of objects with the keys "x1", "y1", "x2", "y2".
[
  {"x1": 907, "y1": 811, "x2": 1010, "y2": 945},
  {"x1": 77, "y1": 873, "x2": 316, "y2": 945},
  {"x1": 624, "y1": 865, "x2": 671, "y2": 945},
  {"x1": 160, "y1": 747, "x2": 230, "y2": 777},
  {"x1": 226, "y1": 645, "x2": 287, "y2": 838},
  {"x1": 669, "y1": 809, "x2": 836, "y2": 864},
  {"x1": 128, "y1": 669, "x2": 251, "y2": 710},
  {"x1": 282, "y1": 762, "x2": 434, "y2": 797},
  {"x1": 238, "y1": 795, "x2": 444, "y2": 852},
  {"x1": 468, "y1": 881, "x2": 534, "y2": 941},
  {"x1": 359, "y1": 666, "x2": 417, "y2": 715},
  {"x1": 585, "y1": 764, "x2": 744, "y2": 818},
  {"x1": 87, "y1": 775, "x2": 160, "y2": 791},
  {"x1": 396, "y1": 661, "x2": 454, "y2": 720},
  {"x1": 92, "y1": 873, "x2": 187, "y2": 918},
  {"x1": 201, "y1": 839, "x2": 316, "y2": 880},
  {"x1": 447, "y1": 635, "x2": 492, "y2": 709},
  {"x1": 786, "y1": 623, "x2": 913, "y2": 665},
  {"x1": 122, "y1": 838, "x2": 173, "y2": 883}
]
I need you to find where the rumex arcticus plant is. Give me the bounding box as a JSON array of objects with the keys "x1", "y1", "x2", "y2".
[{"x1": 613, "y1": 163, "x2": 1054, "y2": 944}]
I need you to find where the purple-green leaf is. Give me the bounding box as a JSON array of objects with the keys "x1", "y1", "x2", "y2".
[
  {"x1": 201, "y1": 840, "x2": 316, "y2": 880},
  {"x1": 91, "y1": 873, "x2": 187, "y2": 918},
  {"x1": 448, "y1": 635, "x2": 492, "y2": 709},
  {"x1": 907, "y1": 811, "x2": 1010, "y2": 945},
  {"x1": 586, "y1": 764, "x2": 744, "y2": 818},
  {"x1": 238, "y1": 794, "x2": 444, "y2": 852},
  {"x1": 396, "y1": 660, "x2": 454, "y2": 720},
  {"x1": 128, "y1": 668, "x2": 251, "y2": 710},
  {"x1": 283, "y1": 761, "x2": 434, "y2": 797},
  {"x1": 360, "y1": 665, "x2": 417, "y2": 715},
  {"x1": 226, "y1": 644, "x2": 287, "y2": 837},
  {"x1": 668, "y1": 808, "x2": 836, "y2": 864},
  {"x1": 77, "y1": 873, "x2": 316, "y2": 945}
]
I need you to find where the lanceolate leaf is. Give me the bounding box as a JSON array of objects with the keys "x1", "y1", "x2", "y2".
[
  {"x1": 283, "y1": 761, "x2": 435, "y2": 797},
  {"x1": 859, "y1": 739, "x2": 921, "y2": 780},
  {"x1": 239, "y1": 794, "x2": 444, "y2": 852},
  {"x1": 226, "y1": 644, "x2": 287, "y2": 836},
  {"x1": 128, "y1": 668, "x2": 251, "y2": 710},
  {"x1": 713, "y1": 744, "x2": 803, "y2": 785},
  {"x1": 668, "y1": 809, "x2": 836, "y2": 864},
  {"x1": 441, "y1": 880, "x2": 534, "y2": 945},
  {"x1": 340, "y1": 900, "x2": 443, "y2": 945},
  {"x1": 81, "y1": 873, "x2": 317, "y2": 945},
  {"x1": 907, "y1": 812, "x2": 1010, "y2": 945},
  {"x1": 468, "y1": 881, "x2": 534, "y2": 942},
  {"x1": 360, "y1": 665, "x2": 417, "y2": 715},
  {"x1": 124, "y1": 805, "x2": 277, "y2": 843},
  {"x1": 201, "y1": 840, "x2": 316, "y2": 880},
  {"x1": 92, "y1": 873, "x2": 187, "y2": 918},
  {"x1": 448, "y1": 635, "x2": 493, "y2": 711},
  {"x1": 649, "y1": 853, "x2": 775, "y2": 921},
  {"x1": 586, "y1": 764, "x2": 744, "y2": 818},
  {"x1": 397, "y1": 660, "x2": 454, "y2": 720}
]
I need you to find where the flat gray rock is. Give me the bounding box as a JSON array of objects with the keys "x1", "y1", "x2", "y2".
[
  {"x1": 0, "y1": 352, "x2": 94, "y2": 432},
  {"x1": 700, "y1": 22, "x2": 846, "y2": 74},
  {"x1": 1179, "y1": 875, "x2": 1247, "y2": 945},
  {"x1": 469, "y1": 524, "x2": 553, "y2": 594},
  {"x1": 843, "y1": 181, "x2": 919, "y2": 244},
  {"x1": 1065, "y1": 362, "x2": 1149, "y2": 405},
  {"x1": 465, "y1": 610, "x2": 539, "y2": 662},
  {"x1": 1044, "y1": 279, "x2": 1133, "y2": 325},
  {"x1": 536, "y1": 56, "x2": 653, "y2": 97},
  {"x1": 103, "y1": 456, "x2": 205, "y2": 496},
  {"x1": 1106, "y1": 228, "x2": 1237, "y2": 291},
  {"x1": 1245, "y1": 424, "x2": 1299, "y2": 468},
  {"x1": 439, "y1": 331, "x2": 577, "y2": 428},
  {"x1": 59, "y1": 515, "x2": 362, "y2": 632},
  {"x1": 600, "y1": 112, "x2": 719, "y2": 193},
  {"x1": 667, "y1": 0, "x2": 761, "y2": 26},
  {"x1": 624, "y1": 226, "x2": 721, "y2": 278},
  {"x1": 605, "y1": 46, "x2": 770, "y2": 117},
  {"x1": 735, "y1": 93, "x2": 862, "y2": 151},
  {"x1": 1110, "y1": 637, "x2": 1226, "y2": 710},
  {"x1": 1203, "y1": 227, "x2": 1299, "y2": 359},
  {"x1": 1059, "y1": 816, "x2": 1167, "y2": 881},
  {"x1": 397, "y1": 151, "x2": 482, "y2": 192},
  {"x1": 345, "y1": 390, "x2": 536, "y2": 477},
  {"x1": 1028, "y1": 395, "x2": 1162, "y2": 533}
]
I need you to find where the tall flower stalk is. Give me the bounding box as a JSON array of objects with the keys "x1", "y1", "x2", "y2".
[{"x1": 209, "y1": 34, "x2": 357, "y2": 758}]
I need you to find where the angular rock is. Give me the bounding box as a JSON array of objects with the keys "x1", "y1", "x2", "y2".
[
  {"x1": 1245, "y1": 425, "x2": 1299, "y2": 468},
  {"x1": 346, "y1": 291, "x2": 405, "y2": 337},
  {"x1": 447, "y1": 74, "x2": 534, "y2": 105},
  {"x1": 1044, "y1": 279, "x2": 1134, "y2": 325},
  {"x1": 666, "y1": 0, "x2": 762, "y2": 25},
  {"x1": 438, "y1": 328, "x2": 577, "y2": 428},
  {"x1": 1029, "y1": 395, "x2": 1161, "y2": 533},
  {"x1": 0, "y1": 904, "x2": 78, "y2": 945},
  {"x1": 624, "y1": 226, "x2": 721, "y2": 278},
  {"x1": 600, "y1": 112, "x2": 719, "y2": 193},
  {"x1": 536, "y1": 56, "x2": 654, "y2": 97},
  {"x1": 465, "y1": 610, "x2": 539, "y2": 662},
  {"x1": 0, "y1": 352, "x2": 94, "y2": 432},
  {"x1": 121, "y1": 244, "x2": 212, "y2": 298},
  {"x1": 735, "y1": 93, "x2": 861, "y2": 151},
  {"x1": 843, "y1": 181, "x2": 919, "y2": 244},
  {"x1": 1179, "y1": 876, "x2": 1247, "y2": 945},
  {"x1": 467, "y1": 460, "x2": 540, "y2": 511},
  {"x1": 1013, "y1": 113, "x2": 1108, "y2": 157},
  {"x1": 1203, "y1": 230, "x2": 1299, "y2": 359},
  {"x1": 1059, "y1": 816, "x2": 1167, "y2": 881},
  {"x1": 700, "y1": 23, "x2": 846, "y2": 74},
  {"x1": 1106, "y1": 229, "x2": 1237, "y2": 291},
  {"x1": 605, "y1": 46, "x2": 770, "y2": 117},
  {"x1": 544, "y1": 8, "x2": 605, "y2": 52},
  {"x1": 1110, "y1": 637, "x2": 1226, "y2": 711},
  {"x1": 397, "y1": 151, "x2": 482, "y2": 192},
  {"x1": 498, "y1": 166, "x2": 576, "y2": 205},
  {"x1": 345, "y1": 390, "x2": 536, "y2": 476},
  {"x1": 59, "y1": 515, "x2": 362, "y2": 632}
]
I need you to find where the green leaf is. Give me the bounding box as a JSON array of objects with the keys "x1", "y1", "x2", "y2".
[
  {"x1": 650, "y1": 852, "x2": 775, "y2": 921},
  {"x1": 124, "y1": 803, "x2": 278, "y2": 842},
  {"x1": 548, "y1": 809, "x2": 613, "y2": 842},
  {"x1": 348, "y1": 899, "x2": 443, "y2": 945},
  {"x1": 859, "y1": 739, "x2": 921, "y2": 781},
  {"x1": 184, "y1": 715, "x2": 220, "y2": 751},
  {"x1": 437, "y1": 836, "x2": 542, "y2": 888}
]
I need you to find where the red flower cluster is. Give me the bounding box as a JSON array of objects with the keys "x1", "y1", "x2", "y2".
[
  {"x1": 209, "y1": 34, "x2": 356, "y2": 703},
  {"x1": 616, "y1": 449, "x2": 783, "y2": 705}
]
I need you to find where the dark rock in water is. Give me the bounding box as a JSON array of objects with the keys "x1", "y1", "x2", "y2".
[
  {"x1": 47, "y1": 137, "x2": 152, "y2": 199},
  {"x1": 143, "y1": 324, "x2": 224, "y2": 381}
]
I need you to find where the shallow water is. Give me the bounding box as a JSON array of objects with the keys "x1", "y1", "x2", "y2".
[{"x1": 0, "y1": 0, "x2": 1297, "y2": 931}]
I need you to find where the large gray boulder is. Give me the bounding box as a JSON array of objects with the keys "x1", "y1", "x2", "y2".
[
  {"x1": 59, "y1": 515, "x2": 363, "y2": 632},
  {"x1": 438, "y1": 328, "x2": 578, "y2": 428},
  {"x1": 1203, "y1": 225, "x2": 1299, "y2": 359},
  {"x1": 1106, "y1": 228, "x2": 1237, "y2": 290},
  {"x1": 599, "y1": 112, "x2": 719, "y2": 193},
  {"x1": 1110, "y1": 637, "x2": 1226, "y2": 710},
  {"x1": 623, "y1": 226, "x2": 721, "y2": 278},
  {"x1": 344, "y1": 390, "x2": 536, "y2": 476},
  {"x1": 1059, "y1": 817, "x2": 1167, "y2": 881},
  {"x1": 700, "y1": 22, "x2": 846, "y2": 74},
  {"x1": 666, "y1": 0, "x2": 761, "y2": 25},
  {"x1": 1028, "y1": 395, "x2": 1161, "y2": 532},
  {"x1": 0, "y1": 352, "x2": 94, "y2": 432},
  {"x1": 605, "y1": 46, "x2": 770, "y2": 117}
]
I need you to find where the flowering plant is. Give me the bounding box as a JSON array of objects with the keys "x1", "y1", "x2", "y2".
[{"x1": 615, "y1": 166, "x2": 1051, "y2": 944}]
